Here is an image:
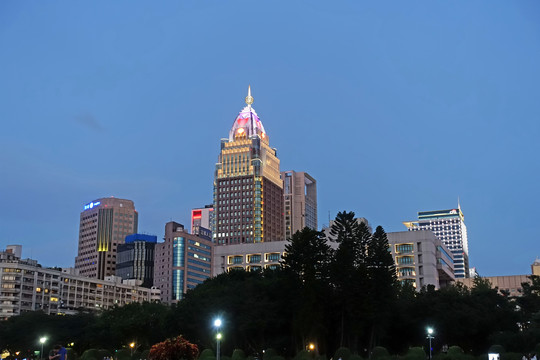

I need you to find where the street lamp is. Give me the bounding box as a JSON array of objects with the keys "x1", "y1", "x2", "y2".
[
  {"x1": 130, "y1": 343, "x2": 135, "y2": 357},
  {"x1": 426, "y1": 327, "x2": 434, "y2": 360},
  {"x1": 214, "y1": 318, "x2": 222, "y2": 360},
  {"x1": 39, "y1": 337, "x2": 47, "y2": 360}
]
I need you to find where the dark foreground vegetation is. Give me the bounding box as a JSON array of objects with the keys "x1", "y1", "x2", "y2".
[{"x1": 1, "y1": 212, "x2": 540, "y2": 360}]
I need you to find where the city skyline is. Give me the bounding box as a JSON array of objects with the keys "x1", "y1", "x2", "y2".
[{"x1": 1, "y1": 2, "x2": 539, "y2": 277}]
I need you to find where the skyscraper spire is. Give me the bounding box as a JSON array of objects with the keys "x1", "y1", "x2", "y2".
[{"x1": 245, "y1": 85, "x2": 254, "y2": 105}]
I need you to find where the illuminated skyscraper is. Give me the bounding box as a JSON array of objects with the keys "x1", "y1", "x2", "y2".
[
  {"x1": 75, "y1": 197, "x2": 138, "y2": 279},
  {"x1": 403, "y1": 205, "x2": 469, "y2": 278},
  {"x1": 213, "y1": 87, "x2": 284, "y2": 245}
]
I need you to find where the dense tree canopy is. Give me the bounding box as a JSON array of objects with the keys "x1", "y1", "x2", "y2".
[{"x1": 1, "y1": 214, "x2": 539, "y2": 359}]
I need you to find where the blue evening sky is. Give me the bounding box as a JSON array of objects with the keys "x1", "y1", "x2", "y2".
[{"x1": 1, "y1": 1, "x2": 539, "y2": 276}]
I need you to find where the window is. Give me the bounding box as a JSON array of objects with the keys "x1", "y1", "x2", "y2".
[{"x1": 395, "y1": 244, "x2": 413, "y2": 254}]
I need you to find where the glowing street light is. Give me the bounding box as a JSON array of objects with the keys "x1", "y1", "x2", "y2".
[
  {"x1": 308, "y1": 343, "x2": 315, "y2": 351},
  {"x1": 426, "y1": 327, "x2": 435, "y2": 360},
  {"x1": 214, "y1": 318, "x2": 222, "y2": 360},
  {"x1": 130, "y1": 342, "x2": 135, "y2": 356},
  {"x1": 39, "y1": 337, "x2": 47, "y2": 360}
]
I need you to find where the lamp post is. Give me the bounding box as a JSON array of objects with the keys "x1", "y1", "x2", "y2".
[
  {"x1": 214, "y1": 318, "x2": 222, "y2": 360},
  {"x1": 39, "y1": 337, "x2": 47, "y2": 360},
  {"x1": 130, "y1": 343, "x2": 135, "y2": 357},
  {"x1": 426, "y1": 327, "x2": 434, "y2": 360}
]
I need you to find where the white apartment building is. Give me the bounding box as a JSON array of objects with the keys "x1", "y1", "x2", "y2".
[{"x1": 0, "y1": 249, "x2": 159, "y2": 320}]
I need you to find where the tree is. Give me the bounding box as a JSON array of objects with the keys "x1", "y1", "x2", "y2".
[
  {"x1": 282, "y1": 227, "x2": 332, "y2": 283},
  {"x1": 329, "y1": 211, "x2": 371, "y2": 351},
  {"x1": 365, "y1": 226, "x2": 398, "y2": 350},
  {"x1": 149, "y1": 335, "x2": 199, "y2": 360},
  {"x1": 282, "y1": 228, "x2": 334, "y2": 353}
]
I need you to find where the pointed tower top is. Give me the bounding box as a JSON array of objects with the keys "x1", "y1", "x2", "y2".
[{"x1": 245, "y1": 85, "x2": 254, "y2": 105}]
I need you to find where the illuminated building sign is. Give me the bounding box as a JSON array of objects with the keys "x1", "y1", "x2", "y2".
[
  {"x1": 192, "y1": 210, "x2": 202, "y2": 219},
  {"x1": 84, "y1": 201, "x2": 101, "y2": 210}
]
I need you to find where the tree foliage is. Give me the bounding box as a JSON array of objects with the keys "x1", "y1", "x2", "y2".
[
  {"x1": 1, "y1": 212, "x2": 538, "y2": 359},
  {"x1": 149, "y1": 335, "x2": 199, "y2": 360}
]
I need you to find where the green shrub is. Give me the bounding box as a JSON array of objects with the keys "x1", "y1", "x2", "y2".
[
  {"x1": 67, "y1": 349, "x2": 78, "y2": 360},
  {"x1": 232, "y1": 349, "x2": 246, "y2": 360},
  {"x1": 405, "y1": 347, "x2": 426, "y2": 360},
  {"x1": 502, "y1": 353, "x2": 521, "y2": 360},
  {"x1": 371, "y1": 347, "x2": 390, "y2": 360},
  {"x1": 80, "y1": 349, "x2": 99, "y2": 360},
  {"x1": 334, "y1": 348, "x2": 352, "y2": 360},
  {"x1": 200, "y1": 349, "x2": 215, "y2": 360},
  {"x1": 488, "y1": 346, "x2": 505, "y2": 355},
  {"x1": 222, "y1": 356, "x2": 231, "y2": 360},
  {"x1": 97, "y1": 350, "x2": 112, "y2": 360},
  {"x1": 117, "y1": 349, "x2": 131, "y2": 360},
  {"x1": 295, "y1": 350, "x2": 311, "y2": 360},
  {"x1": 318, "y1": 354, "x2": 328, "y2": 360},
  {"x1": 446, "y1": 346, "x2": 465, "y2": 360},
  {"x1": 263, "y1": 349, "x2": 278, "y2": 360}
]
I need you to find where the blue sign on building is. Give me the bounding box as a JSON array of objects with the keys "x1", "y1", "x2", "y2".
[{"x1": 84, "y1": 201, "x2": 101, "y2": 210}]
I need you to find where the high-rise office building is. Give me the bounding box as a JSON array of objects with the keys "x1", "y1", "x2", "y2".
[
  {"x1": 281, "y1": 170, "x2": 317, "y2": 238},
  {"x1": 213, "y1": 87, "x2": 283, "y2": 245},
  {"x1": 75, "y1": 197, "x2": 138, "y2": 279},
  {"x1": 154, "y1": 222, "x2": 213, "y2": 303},
  {"x1": 403, "y1": 205, "x2": 469, "y2": 278},
  {"x1": 116, "y1": 234, "x2": 157, "y2": 288},
  {"x1": 191, "y1": 205, "x2": 214, "y2": 235}
]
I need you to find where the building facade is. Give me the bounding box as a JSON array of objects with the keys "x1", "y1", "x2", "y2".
[
  {"x1": 387, "y1": 230, "x2": 455, "y2": 290},
  {"x1": 457, "y1": 275, "x2": 531, "y2": 297},
  {"x1": 403, "y1": 206, "x2": 469, "y2": 278},
  {"x1": 153, "y1": 222, "x2": 213, "y2": 304},
  {"x1": 212, "y1": 241, "x2": 286, "y2": 275},
  {"x1": 75, "y1": 197, "x2": 138, "y2": 279},
  {"x1": 0, "y1": 248, "x2": 159, "y2": 320},
  {"x1": 281, "y1": 171, "x2": 317, "y2": 239},
  {"x1": 116, "y1": 234, "x2": 157, "y2": 288},
  {"x1": 213, "y1": 87, "x2": 284, "y2": 245},
  {"x1": 191, "y1": 205, "x2": 214, "y2": 236}
]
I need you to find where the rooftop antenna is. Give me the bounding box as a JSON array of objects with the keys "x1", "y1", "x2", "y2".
[{"x1": 245, "y1": 85, "x2": 254, "y2": 105}]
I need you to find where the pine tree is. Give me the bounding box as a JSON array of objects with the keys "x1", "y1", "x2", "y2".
[{"x1": 366, "y1": 226, "x2": 398, "y2": 351}]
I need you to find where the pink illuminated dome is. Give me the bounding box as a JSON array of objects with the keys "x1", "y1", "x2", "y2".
[{"x1": 228, "y1": 86, "x2": 268, "y2": 141}]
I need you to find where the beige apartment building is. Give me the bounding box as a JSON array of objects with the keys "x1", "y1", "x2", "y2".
[
  {"x1": 387, "y1": 230, "x2": 455, "y2": 290},
  {"x1": 75, "y1": 197, "x2": 138, "y2": 279},
  {"x1": 0, "y1": 248, "x2": 159, "y2": 320},
  {"x1": 212, "y1": 240, "x2": 286, "y2": 275},
  {"x1": 281, "y1": 171, "x2": 317, "y2": 239}
]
